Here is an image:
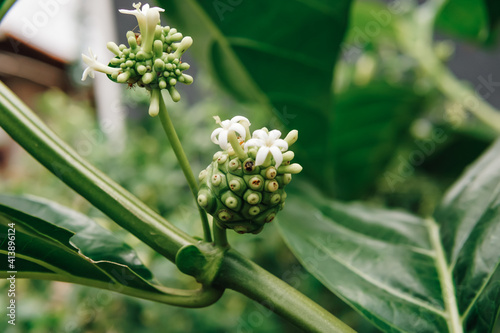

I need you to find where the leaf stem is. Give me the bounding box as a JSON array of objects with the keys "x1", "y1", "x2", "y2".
[
  {"x1": 0, "y1": 81, "x2": 193, "y2": 262},
  {"x1": 427, "y1": 219, "x2": 463, "y2": 333},
  {"x1": 2, "y1": 271, "x2": 223, "y2": 308},
  {"x1": 213, "y1": 223, "x2": 229, "y2": 249},
  {"x1": 157, "y1": 92, "x2": 212, "y2": 242}
]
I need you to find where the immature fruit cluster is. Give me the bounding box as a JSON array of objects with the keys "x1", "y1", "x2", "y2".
[
  {"x1": 198, "y1": 117, "x2": 301, "y2": 234},
  {"x1": 106, "y1": 26, "x2": 192, "y2": 101},
  {"x1": 81, "y1": 3, "x2": 193, "y2": 114}
]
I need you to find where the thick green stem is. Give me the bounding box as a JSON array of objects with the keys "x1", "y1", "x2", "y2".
[
  {"x1": 0, "y1": 254, "x2": 223, "y2": 308},
  {"x1": 0, "y1": 81, "x2": 193, "y2": 262},
  {"x1": 0, "y1": 82, "x2": 354, "y2": 330},
  {"x1": 0, "y1": 81, "x2": 225, "y2": 307},
  {"x1": 216, "y1": 250, "x2": 356, "y2": 333},
  {"x1": 158, "y1": 92, "x2": 212, "y2": 242},
  {"x1": 213, "y1": 223, "x2": 229, "y2": 249}
]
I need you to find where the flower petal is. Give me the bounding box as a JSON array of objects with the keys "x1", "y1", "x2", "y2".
[
  {"x1": 244, "y1": 138, "x2": 264, "y2": 150},
  {"x1": 229, "y1": 123, "x2": 246, "y2": 138},
  {"x1": 218, "y1": 130, "x2": 229, "y2": 150},
  {"x1": 252, "y1": 129, "x2": 268, "y2": 141},
  {"x1": 231, "y1": 115, "x2": 250, "y2": 126},
  {"x1": 268, "y1": 129, "x2": 282, "y2": 141},
  {"x1": 211, "y1": 128, "x2": 223, "y2": 144},
  {"x1": 81, "y1": 67, "x2": 94, "y2": 81},
  {"x1": 269, "y1": 146, "x2": 284, "y2": 168},
  {"x1": 255, "y1": 146, "x2": 270, "y2": 166},
  {"x1": 273, "y1": 139, "x2": 288, "y2": 151}
]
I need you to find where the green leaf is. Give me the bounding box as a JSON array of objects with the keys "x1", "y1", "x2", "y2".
[
  {"x1": 435, "y1": 0, "x2": 490, "y2": 43},
  {"x1": 434, "y1": 139, "x2": 500, "y2": 332},
  {"x1": 156, "y1": 0, "x2": 353, "y2": 185},
  {"x1": 485, "y1": 0, "x2": 500, "y2": 43},
  {"x1": 330, "y1": 81, "x2": 424, "y2": 199},
  {"x1": 345, "y1": 0, "x2": 397, "y2": 45},
  {"x1": 279, "y1": 139, "x2": 500, "y2": 332},
  {"x1": 0, "y1": 194, "x2": 161, "y2": 292}
]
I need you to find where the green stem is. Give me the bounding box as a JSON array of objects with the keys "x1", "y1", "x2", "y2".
[
  {"x1": 0, "y1": 0, "x2": 16, "y2": 21},
  {"x1": 1, "y1": 271, "x2": 223, "y2": 308},
  {"x1": 228, "y1": 130, "x2": 247, "y2": 160},
  {"x1": 158, "y1": 92, "x2": 212, "y2": 242},
  {"x1": 397, "y1": 0, "x2": 500, "y2": 133},
  {"x1": 216, "y1": 250, "x2": 356, "y2": 333},
  {"x1": 213, "y1": 223, "x2": 229, "y2": 249},
  {"x1": 427, "y1": 219, "x2": 463, "y2": 333},
  {"x1": 0, "y1": 81, "x2": 353, "y2": 330},
  {"x1": 0, "y1": 81, "x2": 224, "y2": 307},
  {"x1": 0, "y1": 81, "x2": 193, "y2": 262}
]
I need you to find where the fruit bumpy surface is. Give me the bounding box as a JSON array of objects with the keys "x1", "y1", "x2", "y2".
[
  {"x1": 106, "y1": 26, "x2": 193, "y2": 98},
  {"x1": 198, "y1": 149, "x2": 292, "y2": 234}
]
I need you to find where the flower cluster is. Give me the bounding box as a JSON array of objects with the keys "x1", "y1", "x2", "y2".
[
  {"x1": 198, "y1": 116, "x2": 302, "y2": 234},
  {"x1": 81, "y1": 3, "x2": 193, "y2": 116}
]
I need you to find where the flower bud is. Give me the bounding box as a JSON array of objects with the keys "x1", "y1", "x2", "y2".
[{"x1": 107, "y1": 42, "x2": 121, "y2": 56}]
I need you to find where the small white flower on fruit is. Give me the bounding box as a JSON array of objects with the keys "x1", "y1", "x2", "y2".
[
  {"x1": 211, "y1": 116, "x2": 250, "y2": 150},
  {"x1": 119, "y1": 3, "x2": 165, "y2": 53},
  {"x1": 244, "y1": 129, "x2": 288, "y2": 168}
]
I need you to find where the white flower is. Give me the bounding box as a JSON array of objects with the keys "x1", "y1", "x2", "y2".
[
  {"x1": 81, "y1": 48, "x2": 120, "y2": 81},
  {"x1": 211, "y1": 116, "x2": 250, "y2": 150},
  {"x1": 244, "y1": 129, "x2": 288, "y2": 168},
  {"x1": 119, "y1": 3, "x2": 165, "y2": 53}
]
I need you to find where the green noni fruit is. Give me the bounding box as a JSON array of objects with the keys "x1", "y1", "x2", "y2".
[{"x1": 198, "y1": 116, "x2": 301, "y2": 234}]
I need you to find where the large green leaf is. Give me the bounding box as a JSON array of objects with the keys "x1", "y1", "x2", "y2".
[
  {"x1": 156, "y1": 0, "x2": 353, "y2": 185},
  {"x1": 279, "y1": 139, "x2": 500, "y2": 332},
  {"x1": 330, "y1": 82, "x2": 424, "y2": 199},
  {"x1": 0, "y1": 195, "x2": 161, "y2": 292},
  {"x1": 435, "y1": 0, "x2": 500, "y2": 43},
  {"x1": 434, "y1": 139, "x2": 500, "y2": 332}
]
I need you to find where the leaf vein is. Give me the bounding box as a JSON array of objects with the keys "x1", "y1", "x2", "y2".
[{"x1": 308, "y1": 237, "x2": 445, "y2": 316}]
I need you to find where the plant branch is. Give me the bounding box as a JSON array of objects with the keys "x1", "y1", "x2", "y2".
[
  {"x1": 213, "y1": 223, "x2": 229, "y2": 249},
  {"x1": 0, "y1": 81, "x2": 194, "y2": 262},
  {"x1": 0, "y1": 81, "x2": 355, "y2": 330},
  {"x1": 158, "y1": 92, "x2": 212, "y2": 242},
  {"x1": 216, "y1": 250, "x2": 357, "y2": 333},
  {"x1": 396, "y1": 0, "x2": 500, "y2": 133},
  {"x1": 0, "y1": 271, "x2": 223, "y2": 308}
]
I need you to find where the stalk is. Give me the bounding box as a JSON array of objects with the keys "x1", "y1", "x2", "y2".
[
  {"x1": 0, "y1": 81, "x2": 192, "y2": 262},
  {"x1": 397, "y1": 0, "x2": 500, "y2": 133},
  {"x1": 217, "y1": 250, "x2": 357, "y2": 333},
  {"x1": 158, "y1": 92, "x2": 212, "y2": 242}
]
